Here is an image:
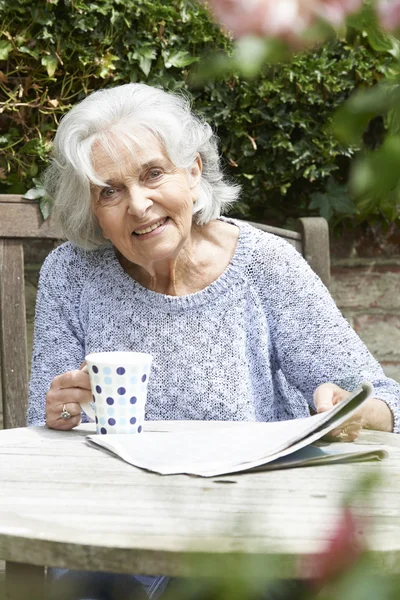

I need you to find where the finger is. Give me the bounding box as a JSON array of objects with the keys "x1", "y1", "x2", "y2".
[
  {"x1": 51, "y1": 369, "x2": 91, "y2": 391},
  {"x1": 331, "y1": 389, "x2": 351, "y2": 406},
  {"x1": 314, "y1": 382, "x2": 352, "y2": 413},
  {"x1": 329, "y1": 413, "x2": 363, "y2": 436},
  {"x1": 47, "y1": 413, "x2": 81, "y2": 431},
  {"x1": 57, "y1": 402, "x2": 82, "y2": 419},
  {"x1": 314, "y1": 383, "x2": 336, "y2": 413},
  {"x1": 328, "y1": 429, "x2": 360, "y2": 442},
  {"x1": 328, "y1": 421, "x2": 362, "y2": 442},
  {"x1": 46, "y1": 405, "x2": 80, "y2": 427},
  {"x1": 46, "y1": 388, "x2": 92, "y2": 415}
]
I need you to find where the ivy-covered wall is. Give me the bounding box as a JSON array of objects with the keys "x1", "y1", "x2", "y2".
[{"x1": 0, "y1": 0, "x2": 397, "y2": 229}]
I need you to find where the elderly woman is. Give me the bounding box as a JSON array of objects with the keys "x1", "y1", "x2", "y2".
[{"x1": 28, "y1": 83, "x2": 400, "y2": 599}]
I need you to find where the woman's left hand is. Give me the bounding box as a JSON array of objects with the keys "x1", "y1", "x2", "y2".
[
  {"x1": 314, "y1": 382, "x2": 394, "y2": 441},
  {"x1": 313, "y1": 382, "x2": 363, "y2": 442}
]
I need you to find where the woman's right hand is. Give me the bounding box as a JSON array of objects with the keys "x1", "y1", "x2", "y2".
[{"x1": 46, "y1": 368, "x2": 92, "y2": 430}]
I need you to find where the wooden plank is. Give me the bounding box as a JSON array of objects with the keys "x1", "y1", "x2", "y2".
[
  {"x1": 5, "y1": 562, "x2": 45, "y2": 600},
  {"x1": 246, "y1": 221, "x2": 302, "y2": 241},
  {"x1": 0, "y1": 560, "x2": 4, "y2": 600},
  {"x1": 0, "y1": 195, "x2": 32, "y2": 205},
  {"x1": 297, "y1": 217, "x2": 331, "y2": 288},
  {"x1": 0, "y1": 203, "x2": 59, "y2": 239},
  {"x1": 0, "y1": 241, "x2": 29, "y2": 429}
]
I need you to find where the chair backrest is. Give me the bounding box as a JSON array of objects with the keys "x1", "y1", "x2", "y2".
[
  {"x1": 0, "y1": 194, "x2": 330, "y2": 429},
  {"x1": 0, "y1": 196, "x2": 59, "y2": 429}
]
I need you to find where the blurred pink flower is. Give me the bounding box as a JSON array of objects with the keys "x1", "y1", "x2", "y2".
[
  {"x1": 207, "y1": 0, "x2": 307, "y2": 39},
  {"x1": 377, "y1": 0, "x2": 400, "y2": 30},
  {"x1": 207, "y1": 0, "x2": 364, "y2": 39},
  {"x1": 301, "y1": 507, "x2": 365, "y2": 586},
  {"x1": 316, "y1": 1, "x2": 364, "y2": 25}
]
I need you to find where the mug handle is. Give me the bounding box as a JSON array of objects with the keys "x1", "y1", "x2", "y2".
[{"x1": 79, "y1": 364, "x2": 96, "y2": 421}]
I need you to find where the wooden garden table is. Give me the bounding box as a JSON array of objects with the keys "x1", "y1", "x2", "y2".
[{"x1": 1, "y1": 422, "x2": 400, "y2": 599}]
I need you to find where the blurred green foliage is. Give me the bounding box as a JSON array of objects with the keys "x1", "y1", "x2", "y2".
[{"x1": 0, "y1": 0, "x2": 399, "y2": 229}]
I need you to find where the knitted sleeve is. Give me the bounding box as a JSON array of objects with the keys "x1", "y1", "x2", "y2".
[
  {"x1": 255, "y1": 234, "x2": 400, "y2": 433},
  {"x1": 27, "y1": 244, "x2": 88, "y2": 426}
]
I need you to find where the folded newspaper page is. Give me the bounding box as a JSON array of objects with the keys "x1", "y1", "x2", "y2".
[{"x1": 86, "y1": 381, "x2": 387, "y2": 476}]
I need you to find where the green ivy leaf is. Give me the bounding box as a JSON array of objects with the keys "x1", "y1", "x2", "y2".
[
  {"x1": 139, "y1": 55, "x2": 152, "y2": 77},
  {"x1": 164, "y1": 50, "x2": 199, "y2": 69},
  {"x1": 23, "y1": 180, "x2": 52, "y2": 220},
  {"x1": 96, "y1": 52, "x2": 119, "y2": 78},
  {"x1": 19, "y1": 45, "x2": 39, "y2": 59},
  {"x1": 41, "y1": 54, "x2": 58, "y2": 77},
  {"x1": 309, "y1": 192, "x2": 333, "y2": 220},
  {"x1": 39, "y1": 197, "x2": 51, "y2": 220},
  {"x1": 23, "y1": 186, "x2": 46, "y2": 200},
  {"x1": 309, "y1": 177, "x2": 357, "y2": 220},
  {"x1": 0, "y1": 40, "x2": 12, "y2": 60}
]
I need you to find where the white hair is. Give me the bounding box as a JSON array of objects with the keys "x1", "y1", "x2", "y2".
[{"x1": 44, "y1": 83, "x2": 240, "y2": 249}]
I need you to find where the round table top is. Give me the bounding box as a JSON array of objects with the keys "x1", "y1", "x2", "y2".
[{"x1": 1, "y1": 422, "x2": 400, "y2": 576}]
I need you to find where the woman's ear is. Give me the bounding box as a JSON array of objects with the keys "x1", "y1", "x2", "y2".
[{"x1": 189, "y1": 155, "x2": 202, "y2": 189}]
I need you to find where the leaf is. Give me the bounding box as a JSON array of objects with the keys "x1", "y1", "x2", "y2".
[
  {"x1": 96, "y1": 52, "x2": 119, "y2": 79},
  {"x1": 309, "y1": 192, "x2": 334, "y2": 220},
  {"x1": 41, "y1": 54, "x2": 58, "y2": 77},
  {"x1": 348, "y1": 3, "x2": 398, "y2": 55},
  {"x1": 0, "y1": 40, "x2": 12, "y2": 60},
  {"x1": 350, "y1": 135, "x2": 400, "y2": 202},
  {"x1": 18, "y1": 45, "x2": 39, "y2": 60},
  {"x1": 234, "y1": 36, "x2": 288, "y2": 77},
  {"x1": 20, "y1": 139, "x2": 43, "y2": 155},
  {"x1": 139, "y1": 55, "x2": 152, "y2": 77},
  {"x1": 387, "y1": 105, "x2": 400, "y2": 136},
  {"x1": 23, "y1": 186, "x2": 46, "y2": 200},
  {"x1": 39, "y1": 197, "x2": 51, "y2": 220},
  {"x1": 332, "y1": 82, "x2": 400, "y2": 145},
  {"x1": 165, "y1": 50, "x2": 199, "y2": 69},
  {"x1": 309, "y1": 177, "x2": 358, "y2": 221}
]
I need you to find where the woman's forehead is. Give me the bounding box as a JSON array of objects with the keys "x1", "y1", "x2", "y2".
[{"x1": 91, "y1": 133, "x2": 167, "y2": 178}]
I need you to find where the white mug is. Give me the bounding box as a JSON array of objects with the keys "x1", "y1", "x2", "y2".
[{"x1": 81, "y1": 351, "x2": 153, "y2": 434}]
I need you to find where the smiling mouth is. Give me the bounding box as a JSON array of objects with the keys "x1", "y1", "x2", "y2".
[{"x1": 133, "y1": 218, "x2": 168, "y2": 236}]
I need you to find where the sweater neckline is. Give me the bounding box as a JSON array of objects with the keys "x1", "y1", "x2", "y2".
[{"x1": 106, "y1": 218, "x2": 257, "y2": 311}]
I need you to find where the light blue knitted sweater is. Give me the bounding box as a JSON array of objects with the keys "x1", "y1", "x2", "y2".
[{"x1": 28, "y1": 219, "x2": 400, "y2": 431}]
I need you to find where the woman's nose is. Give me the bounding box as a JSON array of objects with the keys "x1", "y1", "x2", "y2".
[{"x1": 126, "y1": 185, "x2": 153, "y2": 218}]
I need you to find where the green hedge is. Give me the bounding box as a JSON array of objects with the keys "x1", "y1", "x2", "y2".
[{"x1": 0, "y1": 0, "x2": 397, "y2": 228}]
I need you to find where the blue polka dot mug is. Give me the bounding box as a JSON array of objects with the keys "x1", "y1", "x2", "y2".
[{"x1": 81, "y1": 352, "x2": 153, "y2": 435}]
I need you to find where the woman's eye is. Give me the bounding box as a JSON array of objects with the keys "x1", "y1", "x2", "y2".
[
  {"x1": 148, "y1": 169, "x2": 162, "y2": 180},
  {"x1": 100, "y1": 187, "x2": 117, "y2": 198}
]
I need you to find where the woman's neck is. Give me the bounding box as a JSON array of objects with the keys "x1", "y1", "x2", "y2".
[{"x1": 117, "y1": 220, "x2": 239, "y2": 296}]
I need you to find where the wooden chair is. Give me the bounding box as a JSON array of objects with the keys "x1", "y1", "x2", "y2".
[{"x1": 0, "y1": 194, "x2": 330, "y2": 429}]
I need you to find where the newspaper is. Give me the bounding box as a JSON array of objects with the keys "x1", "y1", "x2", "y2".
[{"x1": 85, "y1": 382, "x2": 387, "y2": 477}]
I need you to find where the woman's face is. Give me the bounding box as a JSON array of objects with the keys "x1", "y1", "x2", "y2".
[{"x1": 91, "y1": 133, "x2": 202, "y2": 272}]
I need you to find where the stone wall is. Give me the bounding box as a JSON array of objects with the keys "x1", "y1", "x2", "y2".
[{"x1": 330, "y1": 257, "x2": 400, "y2": 383}]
